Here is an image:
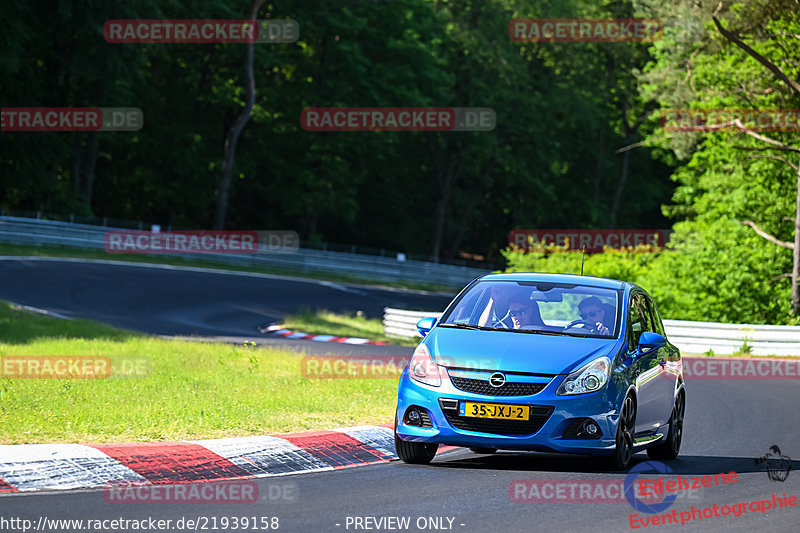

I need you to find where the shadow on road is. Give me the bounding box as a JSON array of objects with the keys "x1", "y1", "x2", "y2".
[{"x1": 427, "y1": 451, "x2": 799, "y2": 477}]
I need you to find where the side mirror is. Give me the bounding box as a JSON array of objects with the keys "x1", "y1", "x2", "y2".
[
  {"x1": 638, "y1": 331, "x2": 667, "y2": 353},
  {"x1": 416, "y1": 317, "x2": 438, "y2": 337}
]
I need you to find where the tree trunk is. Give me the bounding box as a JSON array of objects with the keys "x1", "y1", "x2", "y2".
[
  {"x1": 83, "y1": 132, "x2": 98, "y2": 206},
  {"x1": 609, "y1": 148, "x2": 630, "y2": 229},
  {"x1": 429, "y1": 150, "x2": 461, "y2": 263},
  {"x1": 593, "y1": 125, "x2": 605, "y2": 206},
  {"x1": 792, "y1": 154, "x2": 800, "y2": 314},
  {"x1": 71, "y1": 133, "x2": 82, "y2": 199},
  {"x1": 446, "y1": 165, "x2": 493, "y2": 260},
  {"x1": 213, "y1": 0, "x2": 266, "y2": 230}
]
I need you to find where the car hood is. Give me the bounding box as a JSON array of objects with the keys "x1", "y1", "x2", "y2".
[{"x1": 428, "y1": 326, "x2": 619, "y2": 375}]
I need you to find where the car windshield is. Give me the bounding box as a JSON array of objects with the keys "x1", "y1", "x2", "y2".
[{"x1": 439, "y1": 280, "x2": 621, "y2": 338}]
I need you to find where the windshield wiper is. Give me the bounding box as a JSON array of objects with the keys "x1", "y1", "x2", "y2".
[
  {"x1": 514, "y1": 329, "x2": 569, "y2": 336},
  {"x1": 440, "y1": 323, "x2": 504, "y2": 332},
  {"x1": 441, "y1": 323, "x2": 611, "y2": 337}
]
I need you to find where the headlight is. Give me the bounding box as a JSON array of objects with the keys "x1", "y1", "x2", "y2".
[
  {"x1": 407, "y1": 343, "x2": 441, "y2": 387},
  {"x1": 556, "y1": 357, "x2": 611, "y2": 396}
]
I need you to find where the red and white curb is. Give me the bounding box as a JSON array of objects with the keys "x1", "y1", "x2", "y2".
[
  {"x1": 259, "y1": 324, "x2": 388, "y2": 345},
  {"x1": 0, "y1": 425, "x2": 396, "y2": 493}
]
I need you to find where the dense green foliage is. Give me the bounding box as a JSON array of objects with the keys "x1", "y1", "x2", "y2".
[
  {"x1": 1, "y1": 0, "x2": 672, "y2": 263},
  {"x1": 3, "y1": 1, "x2": 798, "y2": 323},
  {"x1": 506, "y1": 0, "x2": 800, "y2": 324}
]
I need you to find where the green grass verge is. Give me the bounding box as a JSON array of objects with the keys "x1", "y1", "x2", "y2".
[
  {"x1": 0, "y1": 242, "x2": 456, "y2": 293},
  {"x1": 280, "y1": 308, "x2": 421, "y2": 347},
  {"x1": 0, "y1": 301, "x2": 398, "y2": 444}
]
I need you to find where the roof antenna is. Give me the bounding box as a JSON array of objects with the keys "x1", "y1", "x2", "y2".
[{"x1": 580, "y1": 245, "x2": 586, "y2": 276}]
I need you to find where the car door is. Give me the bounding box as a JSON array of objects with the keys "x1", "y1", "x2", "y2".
[
  {"x1": 627, "y1": 292, "x2": 662, "y2": 434},
  {"x1": 644, "y1": 294, "x2": 678, "y2": 427}
]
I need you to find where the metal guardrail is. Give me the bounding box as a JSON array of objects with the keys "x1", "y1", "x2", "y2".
[
  {"x1": 0, "y1": 216, "x2": 488, "y2": 288},
  {"x1": 383, "y1": 307, "x2": 800, "y2": 356}
]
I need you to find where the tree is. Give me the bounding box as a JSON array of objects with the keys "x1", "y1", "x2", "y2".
[
  {"x1": 213, "y1": 0, "x2": 267, "y2": 230},
  {"x1": 710, "y1": 1, "x2": 800, "y2": 313}
]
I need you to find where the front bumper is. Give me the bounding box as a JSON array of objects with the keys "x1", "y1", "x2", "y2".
[{"x1": 395, "y1": 368, "x2": 621, "y2": 455}]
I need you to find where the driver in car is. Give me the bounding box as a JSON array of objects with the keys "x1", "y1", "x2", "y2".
[
  {"x1": 478, "y1": 286, "x2": 513, "y2": 328},
  {"x1": 578, "y1": 296, "x2": 611, "y2": 335},
  {"x1": 478, "y1": 287, "x2": 542, "y2": 329}
]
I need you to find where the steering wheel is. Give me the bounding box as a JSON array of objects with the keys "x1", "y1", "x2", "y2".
[
  {"x1": 492, "y1": 311, "x2": 511, "y2": 329},
  {"x1": 564, "y1": 319, "x2": 593, "y2": 331}
]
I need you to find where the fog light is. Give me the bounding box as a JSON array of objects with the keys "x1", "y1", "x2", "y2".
[
  {"x1": 586, "y1": 423, "x2": 598, "y2": 435},
  {"x1": 408, "y1": 409, "x2": 421, "y2": 424}
]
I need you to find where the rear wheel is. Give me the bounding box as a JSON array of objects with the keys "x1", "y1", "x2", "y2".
[
  {"x1": 647, "y1": 391, "x2": 685, "y2": 460},
  {"x1": 605, "y1": 395, "x2": 636, "y2": 470},
  {"x1": 394, "y1": 432, "x2": 438, "y2": 464}
]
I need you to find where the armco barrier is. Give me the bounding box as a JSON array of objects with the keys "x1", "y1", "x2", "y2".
[
  {"x1": 383, "y1": 308, "x2": 800, "y2": 356},
  {"x1": 0, "y1": 216, "x2": 487, "y2": 288}
]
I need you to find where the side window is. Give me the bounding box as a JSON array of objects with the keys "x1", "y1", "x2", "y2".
[
  {"x1": 645, "y1": 295, "x2": 666, "y2": 337},
  {"x1": 627, "y1": 294, "x2": 653, "y2": 350}
]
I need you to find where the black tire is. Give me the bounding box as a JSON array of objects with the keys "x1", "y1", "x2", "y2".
[
  {"x1": 395, "y1": 432, "x2": 438, "y2": 464},
  {"x1": 605, "y1": 394, "x2": 636, "y2": 470},
  {"x1": 647, "y1": 391, "x2": 685, "y2": 460},
  {"x1": 469, "y1": 447, "x2": 497, "y2": 454}
]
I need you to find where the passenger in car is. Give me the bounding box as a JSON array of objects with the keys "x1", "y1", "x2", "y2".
[{"x1": 477, "y1": 286, "x2": 513, "y2": 328}]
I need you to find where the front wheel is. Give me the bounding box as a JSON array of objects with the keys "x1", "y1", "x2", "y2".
[
  {"x1": 605, "y1": 395, "x2": 636, "y2": 470},
  {"x1": 395, "y1": 432, "x2": 438, "y2": 464},
  {"x1": 647, "y1": 391, "x2": 685, "y2": 460}
]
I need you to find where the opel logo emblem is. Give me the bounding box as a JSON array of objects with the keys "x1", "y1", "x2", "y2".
[{"x1": 489, "y1": 372, "x2": 506, "y2": 388}]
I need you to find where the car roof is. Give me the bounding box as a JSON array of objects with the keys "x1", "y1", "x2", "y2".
[{"x1": 478, "y1": 272, "x2": 628, "y2": 290}]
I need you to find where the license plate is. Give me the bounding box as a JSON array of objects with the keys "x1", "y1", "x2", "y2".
[{"x1": 459, "y1": 401, "x2": 528, "y2": 420}]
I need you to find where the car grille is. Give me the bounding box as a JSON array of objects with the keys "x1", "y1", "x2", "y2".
[
  {"x1": 439, "y1": 401, "x2": 554, "y2": 436},
  {"x1": 450, "y1": 376, "x2": 547, "y2": 397}
]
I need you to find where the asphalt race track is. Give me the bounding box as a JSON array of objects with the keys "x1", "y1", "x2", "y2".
[
  {"x1": 1, "y1": 380, "x2": 798, "y2": 533},
  {"x1": 0, "y1": 257, "x2": 454, "y2": 353},
  {"x1": 1, "y1": 258, "x2": 799, "y2": 532}
]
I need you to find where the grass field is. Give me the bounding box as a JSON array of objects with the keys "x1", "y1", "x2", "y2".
[
  {"x1": 280, "y1": 308, "x2": 420, "y2": 347},
  {"x1": 0, "y1": 301, "x2": 400, "y2": 444}
]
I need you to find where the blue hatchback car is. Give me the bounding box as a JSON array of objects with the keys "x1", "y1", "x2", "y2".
[{"x1": 395, "y1": 273, "x2": 685, "y2": 469}]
